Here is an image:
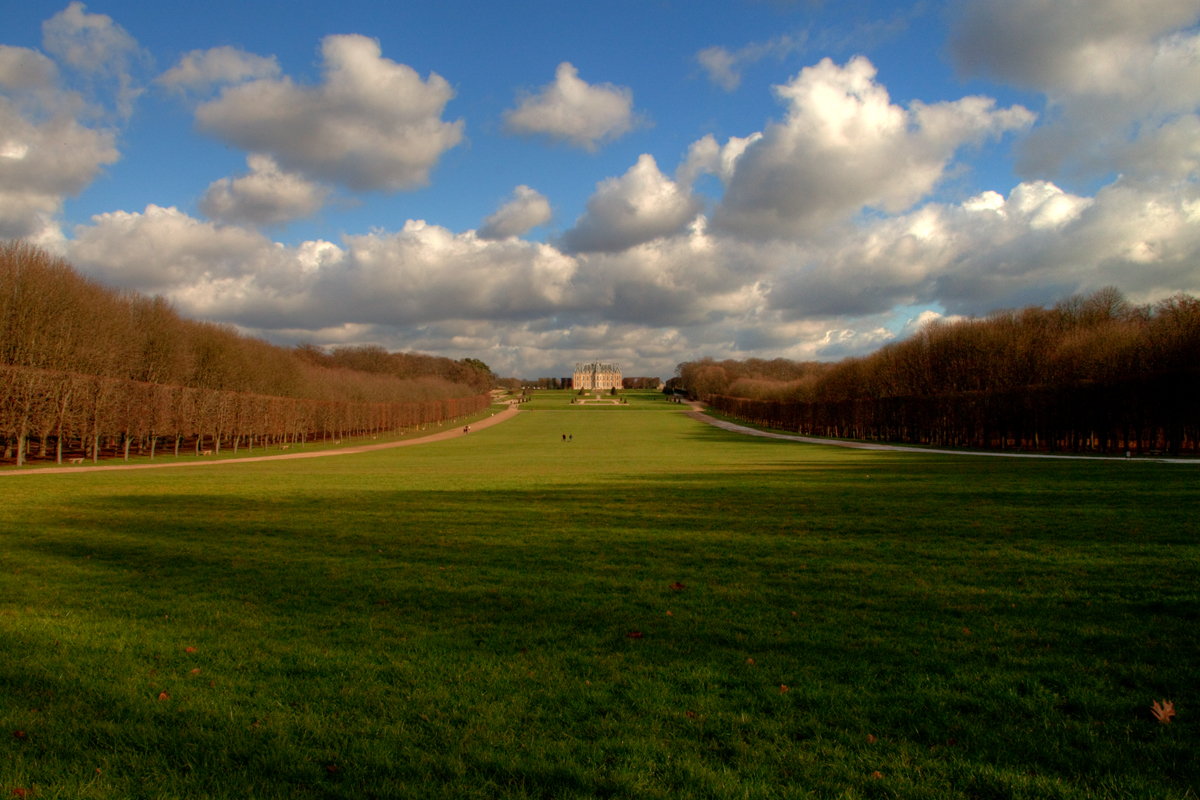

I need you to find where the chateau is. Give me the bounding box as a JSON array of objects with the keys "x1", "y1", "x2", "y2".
[{"x1": 573, "y1": 362, "x2": 622, "y2": 391}]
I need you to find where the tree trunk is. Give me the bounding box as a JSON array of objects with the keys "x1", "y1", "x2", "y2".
[
  {"x1": 123, "y1": 434, "x2": 130, "y2": 462},
  {"x1": 150, "y1": 435, "x2": 157, "y2": 460}
]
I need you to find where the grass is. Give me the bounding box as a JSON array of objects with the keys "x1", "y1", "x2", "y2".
[{"x1": 0, "y1": 390, "x2": 1196, "y2": 798}]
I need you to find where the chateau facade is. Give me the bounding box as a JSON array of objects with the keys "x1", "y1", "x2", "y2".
[{"x1": 574, "y1": 362, "x2": 622, "y2": 391}]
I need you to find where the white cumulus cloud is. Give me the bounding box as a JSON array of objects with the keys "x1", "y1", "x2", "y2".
[
  {"x1": 478, "y1": 185, "x2": 552, "y2": 239},
  {"x1": 193, "y1": 34, "x2": 463, "y2": 192},
  {"x1": 560, "y1": 154, "x2": 703, "y2": 253},
  {"x1": 503, "y1": 62, "x2": 639, "y2": 151},
  {"x1": 712, "y1": 56, "x2": 1035, "y2": 240},
  {"x1": 199, "y1": 154, "x2": 330, "y2": 226}
]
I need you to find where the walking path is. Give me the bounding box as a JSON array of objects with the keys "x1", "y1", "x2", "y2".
[
  {"x1": 683, "y1": 403, "x2": 1197, "y2": 464},
  {"x1": 0, "y1": 406, "x2": 519, "y2": 477}
]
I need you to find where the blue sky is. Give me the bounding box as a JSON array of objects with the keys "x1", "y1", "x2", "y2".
[{"x1": 3, "y1": 0, "x2": 1199, "y2": 378}]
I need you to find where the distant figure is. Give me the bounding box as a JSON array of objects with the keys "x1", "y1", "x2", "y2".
[
  {"x1": 463, "y1": 425, "x2": 470, "y2": 433},
  {"x1": 562, "y1": 434, "x2": 566, "y2": 441},
  {"x1": 569, "y1": 434, "x2": 573, "y2": 442}
]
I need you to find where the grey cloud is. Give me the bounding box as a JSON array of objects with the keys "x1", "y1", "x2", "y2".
[
  {"x1": 157, "y1": 46, "x2": 280, "y2": 94},
  {"x1": 478, "y1": 185, "x2": 552, "y2": 239},
  {"x1": 0, "y1": 47, "x2": 119, "y2": 239},
  {"x1": 42, "y1": 1, "x2": 150, "y2": 117},
  {"x1": 696, "y1": 33, "x2": 805, "y2": 92},
  {"x1": 949, "y1": 0, "x2": 1200, "y2": 92},
  {"x1": 199, "y1": 154, "x2": 330, "y2": 226},
  {"x1": 951, "y1": 0, "x2": 1200, "y2": 182}
]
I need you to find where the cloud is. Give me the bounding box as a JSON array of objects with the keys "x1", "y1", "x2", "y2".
[
  {"x1": 0, "y1": 45, "x2": 119, "y2": 240},
  {"x1": 950, "y1": 0, "x2": 1200, "y2": 181},
  {"x1": 765, "y1": 178, "x2": 1200, "y2": 320},
  {"x1": 950, "y1": 0, "x2": 1200, "y2": 93},
  {"x1": 676, "y1": 132, "x2": 763, "y2": 188},
  {"x1": 199, "y1": 154, "x2": 330, "y2": 226},
  {"x1": 697, "y1": 34, "x2": 804, "y2": 91},
  {"x1": 502, "y1": 62, "x2": 639, "y2": 151},
  {"x1": 66, "y1": 206, "x2": 578, "y2": 330},
  {"x1": 193, "y1": 34, "x2": 463, "y2": 192},
  {"x1": 712, "y1": 56, "x2": 1035, "y2": 240},
  {"x1": 559, "y1": 154, "x2": 703, "y2": 253},
  {"x1": 157, "y1": 46, "x2": 280, "y2": 93},
  {"x1": 478, "y1": 185, "x2": 552, "y2": 239},
  {"x1": 41, "y1": 1, "x2": 150, "y2": 117}
]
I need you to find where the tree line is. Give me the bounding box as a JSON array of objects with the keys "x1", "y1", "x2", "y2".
[
  {"x1": 678, "y1": 287, "x2": 1200, "y2": 454},
  {"x1": 1, "y1": 242, "x2": 493, "y2": 465}
]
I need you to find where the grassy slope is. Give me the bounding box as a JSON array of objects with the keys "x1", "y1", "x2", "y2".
[{"x1": 0, "y1": 391, "x2": 1196, "y2": 799}]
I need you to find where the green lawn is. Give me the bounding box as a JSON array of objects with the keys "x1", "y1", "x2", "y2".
[{"x1": 1, "y1": 391, "x2": 1196, "y2": 798}]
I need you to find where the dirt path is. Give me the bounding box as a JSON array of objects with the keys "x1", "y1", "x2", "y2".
[
  {"x1": 683, "y1": 404, "x2": 1196, "y2": 464},
  {"x1": 0, "y1": 406, "x2": 520, "y2": 477}
]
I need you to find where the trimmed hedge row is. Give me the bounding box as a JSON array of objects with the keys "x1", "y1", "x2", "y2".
[
  {"x1": 1, "y1": 364, "x2": 490, "y2": 465},
  {"x1": 709, "y1": 370, "x2": 1200, "y2": 454}
]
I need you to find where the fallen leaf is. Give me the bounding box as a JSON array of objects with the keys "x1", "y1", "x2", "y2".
[
  {"x1": 190, "y1": 668, "x2": 200, "y2": 675},
  {"x1": 870, "y1": 771, "x2": 883, "y2": 780},
  {"x1": 665, "y1": 611, "x2": 673, "y2": 616},
  {"x1": 185, "y1": 647, "x2": 196, "y2": 654},
  {"x1": 12, "y1": 730, "x2": 26, "y2": 740},
  {"x1": 326, "y1": 764, "x2": 338, "y2": 773},
  {"x1": 670, "y1": 582, "x2": 686, "y2": 591},
  {"x1": 791, "y1": 611, "x2": 797, "y2": 617},
  {"x1": 746, "y1": 658, "x2": 755, "y2": 666},
  {"x1": 779, "y1": 685, "x2": 788, "y2": 693},
  {"x1": 1151, "y1": 700, "x2": 1176, "y2": 724},
  {"x1": 963, "y1": 628, "x2": 971, "y2": 635},
  {"x1": 12, "y1": 788, "x2": 29, "y2": 798},
  {"x1": 685, "y1": 710, "x2": 697, "y2": 719},
  {"x1": 867, "y1": 734, "x2": 877, "y2": 744},
  {"x1": 626, "y1": 631, "x2": 643, "y2": 639},
  {"x1": 158, "y1": 691, "x2": 169, "y2": 701}
]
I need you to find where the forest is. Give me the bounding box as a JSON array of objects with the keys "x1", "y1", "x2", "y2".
[
  {"x1": 0, "y1": 242, "x2": 492, "y2": 465},
  {"x1": 677, "y1": 287, "x2": 1200, "y2": 454}
]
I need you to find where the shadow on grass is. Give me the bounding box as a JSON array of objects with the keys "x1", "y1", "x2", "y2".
[{"x1": 3, "y1": 466, "x2": 1198, "y2": 798}]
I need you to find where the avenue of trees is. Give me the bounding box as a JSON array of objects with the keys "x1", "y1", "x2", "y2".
[
  {"x1": 1, "y1": 242, "x2": 491, "y2": 465},
  {"x1": 679, "y1": 287, "x2": 1200, "y2": 454}
]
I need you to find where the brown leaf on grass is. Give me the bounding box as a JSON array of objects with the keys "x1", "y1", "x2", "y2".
[
  {"x1": 665, "y1": 611, "x2": 673, "y2": 616},
  {"x1": 779, "y1": 685, "x2": 788, "y2": 693},
  {"x1": 685, "y1": 710, "x2": 697, "y2": 719},
  {"x1": 963, "y1": 628, "x2": 971, "y2": 635},
  {"x1": 190, "y1": 668, "x2": 200, "y2": 675},
  {"x1": 158, "y1": 691, "x2": 169, "y2": 701},
  {"x1": 12, "y1": 730, "x2": 26, "y2": 740},
  {"x1": 867, "y1": 734, "x2": 877, "y2": 744},
  {"x1": 185, "y1": 647, "x2": 196, "y2": 653},
  {"x1": 670, "y1": 582, "x2": 686, "y2": 591},
  {"x1": 12, "y1": 788, "x2": 29, "y2": 798},
  {"x1": 746, "y1": 658, "x2": 755, "y2": 665},
  {"x1": 626, "y1": 631, "x2": 643, "y2": 639},
  {"x1": 326, "y1": 764, "x2": 338, "y2": 773},
  {"x1": 870, "y1": 771, "x2": 883, "y2": 779},
  {"x1": 1151, "y1": 700, "x2": 1176, "y2": 724}
]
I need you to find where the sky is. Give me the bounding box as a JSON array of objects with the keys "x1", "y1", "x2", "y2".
[{"x1": 3, "y1": 0, "x2": 1199, "y2": 380}]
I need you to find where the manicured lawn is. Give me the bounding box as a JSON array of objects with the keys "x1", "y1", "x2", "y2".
[{"x1": 1, "y1": 392, "x2": 1196, "y2": 798}]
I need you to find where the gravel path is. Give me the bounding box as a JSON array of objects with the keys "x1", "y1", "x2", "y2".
[
  {"x1": 684, "y1": 404, "x2": 1196, "y2": 464},
  {"x1": 0, "y1": 406, "x2": 520, "y2": 477}
]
